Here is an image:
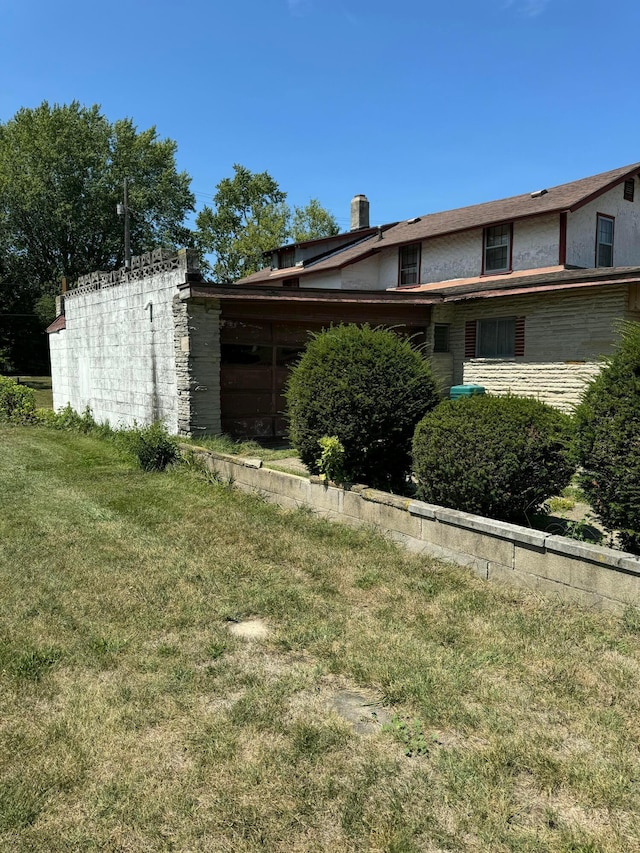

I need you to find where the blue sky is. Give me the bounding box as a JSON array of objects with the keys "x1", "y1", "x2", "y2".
[{"x1": 2, "y1": 0, "x2": 639, "y2": 232}]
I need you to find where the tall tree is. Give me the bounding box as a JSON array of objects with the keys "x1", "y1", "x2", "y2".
[
  {"x1": 196, "y1": 164, "x2": 339, "y2": 283},
  {"x1": 0, "y1": 101, "x2": 195, "y2": 297},
  {"x1": 290, "y1": 198, "x2": 339, "y2": 244}
]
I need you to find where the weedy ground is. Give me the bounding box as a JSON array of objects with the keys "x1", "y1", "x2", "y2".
[{"x1": 1, "y1": 426, "x2": 640, "y2": 852}]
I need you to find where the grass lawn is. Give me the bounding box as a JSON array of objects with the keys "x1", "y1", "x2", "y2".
[
  {"x1": 1, "y1": 426, "x2": 640, "y2": 852},
  {"x1": 7, "y1": 375, "x2": 53, "y2": 409}
]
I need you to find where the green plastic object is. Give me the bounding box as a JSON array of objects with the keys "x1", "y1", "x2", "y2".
[{"x1": 449, "y1": 384, "x2": 486, "y2": 400}]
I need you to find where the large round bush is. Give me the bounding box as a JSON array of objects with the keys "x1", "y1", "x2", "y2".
[
  {"x1": 574, "y1": 321, "x2": 640, "y2": 554},
  {"x1": 286, "y1": 324, "x2": 439, "y2": 490},
  {"x1": 412, "y1": 394, "x2": 574, "y2": 522}
]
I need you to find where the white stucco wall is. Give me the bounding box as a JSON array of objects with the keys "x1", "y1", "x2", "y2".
[
  {"x1": 340, "y1": 254, "x2": 383, "y2": 289},
  {"x1": 300, "y1": 270, "x2": 343, "y2": 289},
  {"x1": 566, "y1": 178, "x2": 640, "y2": 268},
  {"x1": 318, "y1": 214, "x2": 562, "y2": 291},
  {"x1": 49, "y1": 266, "x2": 182, "y2": 431}
]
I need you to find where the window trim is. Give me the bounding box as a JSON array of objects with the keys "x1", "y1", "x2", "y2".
[
  {"x1": 482, "y1": 222, "x2": 513, "y2": 275},
  {"x1": 398, "y1": 242, "x2": 421, "y2": 286},
  {"x1": 595, "y1": 213, "x2": 615, "y2": 267}
]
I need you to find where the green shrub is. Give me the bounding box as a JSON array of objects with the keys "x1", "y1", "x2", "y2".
[
  {"x1": 315, "y1": 435, "x2": 347, "y2": 484},
  {"x1": 123, "y1": 421, "x2": 179, "y2": 472},
  {"x1": 574, "y1": 321, "x2": 640, "y2": 554},
  {"x1": 0, "y1": 376, "x2": 36, "y2": 424},
  {"x1": 286, "y1": 324, "x2": 440, "y2": 490},
  {"x1": 412, "y1": 394, "x2": 575, "y2": 523}
]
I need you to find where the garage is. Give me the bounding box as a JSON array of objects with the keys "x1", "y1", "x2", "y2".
[{"x1": 217, "y1": 289, "x2": 432, "y2": 438}]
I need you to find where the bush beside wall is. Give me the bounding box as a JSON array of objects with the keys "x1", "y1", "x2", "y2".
[{"x1": 412, "y1": 395, "x2": 575, "y2": 523}]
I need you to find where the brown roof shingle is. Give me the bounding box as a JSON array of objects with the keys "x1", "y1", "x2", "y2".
[{"x1": 233, "y1": 162, "x2": 640, "y2": 286}]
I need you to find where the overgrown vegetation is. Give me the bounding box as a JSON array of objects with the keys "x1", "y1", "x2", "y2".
[
  {"x1": 413, "y1": 394, "x2": 575, "y2": 523},
  {"x1": 120, "y1": 420, "x2": 179, "y2": 471},
  {"x1": 0, "y1": 375, "x2": 36, "y2": 423},
  {"x1": 286, "y1": 324, "x2": 439, "y2": 490},
  {"x1": 1, "y1": 425, "x2": 640, "y2": 851},
  {"x1": 0, "y1": 379, "x2": 178, "y2": 473},
  {"x1": 574, "y1": 321, "x2": 640, "y2": 554}
]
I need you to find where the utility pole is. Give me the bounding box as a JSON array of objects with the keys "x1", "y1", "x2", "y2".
[{"x1": 117, "y1": 177, "x2": 131, "y2": 269}]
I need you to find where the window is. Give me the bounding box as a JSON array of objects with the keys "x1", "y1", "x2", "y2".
[
  {"x1": 596, "y1": 214, "x2": 614, "y2": 267},
  {"x1": 276, "y1": 249, "x2": 295, "y2": 269},
  {"x1": 483, "y1": 224, "x2": 512, "y2": 273},
  {"x1": 433, "y1": 324, "x2": 450, "y2": 353},
  {"x1": 399, "y1": 243, "x2": 421, "y2": 285},
  {"x1": 465, "y1": 317, "x2": 525, "y2": 358}
]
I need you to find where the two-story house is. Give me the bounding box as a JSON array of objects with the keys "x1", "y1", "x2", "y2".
[
  {"x1": 48, "y1": 164, "x2": 640, "y2": 439},
  {"x1": 232, "y1": 163, "x2": 640, "y2": 414}
]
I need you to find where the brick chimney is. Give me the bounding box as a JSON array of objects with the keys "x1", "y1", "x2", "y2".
[{"x1": 350, "y1": 194, "x2": 370, "y2": 231}]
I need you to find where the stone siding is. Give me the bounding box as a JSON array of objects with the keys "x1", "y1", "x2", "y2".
[
  {"x1": 439, "y1": 285, "x2": 631, "y2": 403},
  {"x1": 174, "y1": 296, "x2": 221, "y2": 436}
]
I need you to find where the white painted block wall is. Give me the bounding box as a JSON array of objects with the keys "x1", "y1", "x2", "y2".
[{"x1": 49, "y1": 267, "x2": 181, "y2": 431}]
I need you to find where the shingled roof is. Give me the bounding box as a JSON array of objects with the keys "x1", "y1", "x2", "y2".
[
  {"x1": 380, "y1": 162, "x2": 640, "y2": 249},
  {"x1": 234, "y1": 162, "x2": 640, "y2": 285}
]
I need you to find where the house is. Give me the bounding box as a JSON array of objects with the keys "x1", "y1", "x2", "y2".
[
  {"x1": 233, "y1": 163, "x2": 640, "y2": 410},
  {"x1": 48, "y1": 164, "x2": 640, "y2": 438}
]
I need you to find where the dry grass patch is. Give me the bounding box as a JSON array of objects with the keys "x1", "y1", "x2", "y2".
[{"x1": 2, "y1": 426, "x2": 640, "y2": 851}]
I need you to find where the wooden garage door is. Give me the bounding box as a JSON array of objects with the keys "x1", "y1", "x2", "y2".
[{"x1": 221, "y1": 318, "x2": 320, "y2": 437}]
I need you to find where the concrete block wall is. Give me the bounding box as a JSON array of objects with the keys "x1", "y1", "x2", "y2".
[
  {"x1": 48, "y1": 250, "x2": 221, "y2": 435},
  {"x1": 462, "y1": 360, "x2": 602, "y2": 412},
  {"x1": 192, "y1": 447, "x2": 640, "y2": 615}
]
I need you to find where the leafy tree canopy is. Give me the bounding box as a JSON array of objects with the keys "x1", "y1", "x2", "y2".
[
  {"x1": 0, "y1": 101, "x2": 195, "y2": 302},
  {"x1": 195, "y1": 164, "x2": 339, "y2": 283}
]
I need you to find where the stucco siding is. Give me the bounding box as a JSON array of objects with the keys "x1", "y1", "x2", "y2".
[
  {"x1": 341, "y1": 254, "x2": 383, "y2": 290},
  {"x1": 566, "y1": 179, "x2": 640, "y2": 268},
  {"x1": 422, "y1": 231, "x2": 480, "y2": 283},
  {"x1": 300, "y1": 270, "x2": 343, "y2": 289},
  {"x1": 511, "y1": 214, "x2": 559, "y2": 270}
]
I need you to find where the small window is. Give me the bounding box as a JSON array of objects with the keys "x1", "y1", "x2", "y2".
[
  {"x1": 476, "y1": 317, "x2": 516, "y2": 357},
  {"x1": 277, "y1": 249, "x2": 295, "y2": 269},
  {"x1": 624, "y1": 179, "x2": 635, "y2": 202},
  {"x1": 484, "y1": 224, "x2": 512, "y2": 273},
  {"x1": 596, "y1": 214, "x2": 614, "y2": 267},
  {"x1": 433, "y1": 324, "x2": 450, "y2": 353},
  {"x1": 282, "y1": 277, "x2": 299, "y2": 289},
  {"x1": 399, "y1": 243, "x2": 421, "y2": 285}
]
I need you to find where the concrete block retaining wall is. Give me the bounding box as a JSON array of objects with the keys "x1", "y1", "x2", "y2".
[{"x1": 192, "y1": 446, "x2": 640, "y2": 615}]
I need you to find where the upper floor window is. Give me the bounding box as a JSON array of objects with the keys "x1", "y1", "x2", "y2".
[
  {"x1": 399, "y1": 243, "x2": 421, "y2": 285},
  {"x1": 596, "y1": 214, "x2": 614, "y2": 267},
  {"x1": 484, "y1": 223, "x2": 512, "y2": 273},
  {"x1": 277, "y1": 249, "x2": 295, "y2": 269}
]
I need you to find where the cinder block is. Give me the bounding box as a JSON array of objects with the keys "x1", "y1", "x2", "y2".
[
  {"x1": 489, "y1": 563, "x2": 624, "y2": 612},
  {"x1": 430, "y1": 520, "x2": 515, "y2": 566},
  {"x1": 357, "y1": 495, "x2": 422, "y2": 538},
  {"x1": 308, "y1": 481, "x2": 343, "y2": 514}
]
